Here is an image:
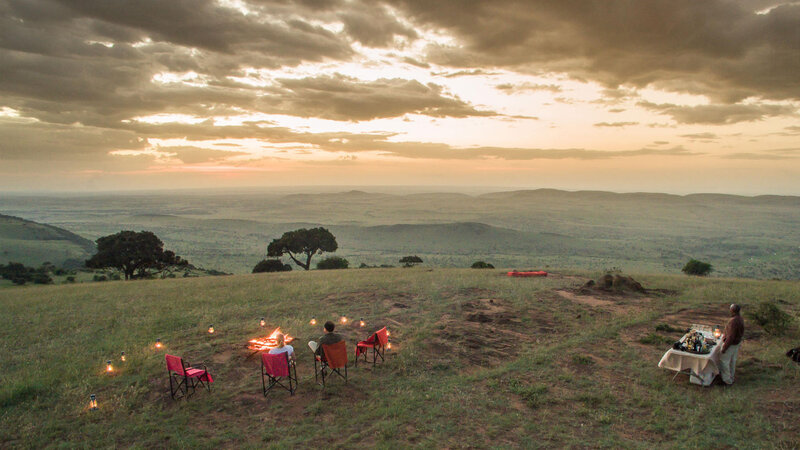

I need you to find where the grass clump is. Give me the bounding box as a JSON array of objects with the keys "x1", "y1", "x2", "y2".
[
  {"x1": 638, "y1": 333, "x2": 673, "y2": 345},
  {"x1": 571, "y1": 354, "x2": 594, "y2": 365},
  {"x1": 654, "y1": 323, "x2": 682, "y2": 333},
  {"x1": 746, "y1": 301, "x2": 793, "y2": 335},
  {"x1": 506, "y1": 379, "x2": 549, "y2": 409}
]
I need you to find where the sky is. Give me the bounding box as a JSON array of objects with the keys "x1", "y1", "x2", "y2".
[{"x1": 1, "y1": 0, "x2": 799, "y2": 195}]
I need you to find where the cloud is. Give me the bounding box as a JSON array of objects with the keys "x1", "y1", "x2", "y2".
[
  {"x1": 339, "y1": 3, "x2": 417, "y2": 47},
  {"x1": 392, "y1": 0, "x2": 800, "y2": 103},
  {"x1": 593, "y1": 121, "x2": 639, "y2": 127},
  {"x1": 495, "y1": 82, "x2": 561, "y2": 94},
  {"x1": 680, "y1": 132, "x2": 719, "y2": 140},
  {"x1": 721, "y1": 148, "x2": 800, "y2": 160},
  {"x1": 267, "y1": 74, "x2": 495, "y2": 120},
  {"x1": 639, "y1": 101, "x2": 796, "y2": 124},
  {"x1": 157, "y1": 146, "x2": 249, "y2": 164}
]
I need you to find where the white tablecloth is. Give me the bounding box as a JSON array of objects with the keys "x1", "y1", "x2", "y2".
[{"x1": 658, "y1": 332, "x2": 723, "y2": 386}]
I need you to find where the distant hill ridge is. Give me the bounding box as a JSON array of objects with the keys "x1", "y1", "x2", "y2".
[{"x1": 0, "y1": 214, "x2": 95, "y2": 267}]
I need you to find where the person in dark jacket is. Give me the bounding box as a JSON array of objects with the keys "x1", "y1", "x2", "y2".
[
  {"x1": 719, "y1": 303, "x2": 744, "y2": 385},
  {"x1": 309, "y1": 321, "x2": 344, "y2": 362}
]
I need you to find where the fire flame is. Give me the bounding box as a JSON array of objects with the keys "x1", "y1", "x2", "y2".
[{"x1": 248, "y1": 327, "x2": 294, "y2": 351}]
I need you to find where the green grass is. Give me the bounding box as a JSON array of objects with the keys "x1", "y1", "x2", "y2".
[{"x1": 1, "y1": 268, "x2": 799, "y2": 448}]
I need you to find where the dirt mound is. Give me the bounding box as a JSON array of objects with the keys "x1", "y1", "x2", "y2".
[{"x1": 582, "y1": 274, "x2": 645, "y2": 294}]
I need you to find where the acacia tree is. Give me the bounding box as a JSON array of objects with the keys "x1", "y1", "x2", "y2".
[
  {"x1": 400, "y1": 255, "x2": 423, "y2": 267},
  {"x1": 267, "y1": 227, "x2": 337, "y2": 270},
  {"x1": 85, "y1": 230, "x2": 188, "y2": 280}
]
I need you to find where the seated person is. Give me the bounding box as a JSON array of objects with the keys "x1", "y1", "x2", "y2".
[
  {"x1": 268, "y1": 333, "x2": 294, "y2": 362},
  {"x1": 308, "y1": 321, "x2": 344, "y2": 361}
]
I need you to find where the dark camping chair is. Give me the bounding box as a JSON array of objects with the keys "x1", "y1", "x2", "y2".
[
  {"x1": 314, "y1": 340, "x2": 348, "y2": 386},
  {"x1": 261, "y1": 352, "x2": 297, "y2": 396},
  {"x1": 787, "y1": 347, "x2": 800, "y2": 366},
  {"x1": 355, "y1": 327, "x2": 388, "y2": 367},
  {"x1": 165, "y1": 354, "x2": 213, "y2": 400}
]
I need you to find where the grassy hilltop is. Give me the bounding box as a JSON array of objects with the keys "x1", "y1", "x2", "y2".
[
  {"x1": 2, "y1": 268, "x2": 799, "y2": 448},
  {"x1": 0, "y1": 214, "x2": 95, "y2": 268}
]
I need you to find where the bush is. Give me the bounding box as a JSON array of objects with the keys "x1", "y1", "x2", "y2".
[
  {"x1": 65, "y1": 276, "x2": 76, "y2": 283},
  {"x1": 316, "y1": 256, "x2": 349, "y2": 270},
  {"x1": 400, "y1": 255, "x2": 423, "y2": 267},
  {"x1": 471, "y1": 261, "x2": 495, "y2": 269},
  {"x1": 252, "y1": 259, "x2": 292, "y2": 273},
  {"x1": 746, "y1": 301, "x2": 793, "y2": 335},
  {"x1": 93, "y1": 274, "x2": 107, "y2": 282},
  {"x1": 682, "y1": 259, "x2": 713, "y2": 276},
  {"x1": 32, "y1": 272, "x2": 53, "y2": 285}
]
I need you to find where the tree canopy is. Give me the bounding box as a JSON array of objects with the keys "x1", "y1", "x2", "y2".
[
  {"x1": 400, "y1": 255, "x2": 423, "y2": 267},
  {"x1": 266, "y1": 227, "x2": 338, "y2": 270},
  {"x1": 85, "y1": 230, "x2": 188, "y2": 280}
]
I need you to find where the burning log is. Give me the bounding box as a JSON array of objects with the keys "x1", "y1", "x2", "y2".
[{"x1": 248, "y1": 327, "x2": 294, "y2": 351}]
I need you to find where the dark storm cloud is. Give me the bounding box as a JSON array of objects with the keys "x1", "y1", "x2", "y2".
[
  {"x1": 392, "y1": 0, "x2": 800, "y2": 103},
  {"x1": 638, "y1": 101, "x2": 796, "y2": 124}
]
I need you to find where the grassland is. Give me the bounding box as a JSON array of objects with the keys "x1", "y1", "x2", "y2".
[
  {"x1": 0, "y1": 214, "x2": 95, "y2": 268},
  {"x1": 2, "y1": 268, "x2": 799, "y2": 448},
  {"x1": 2, "y1": 189, "x2": 799, "y2": 278}
]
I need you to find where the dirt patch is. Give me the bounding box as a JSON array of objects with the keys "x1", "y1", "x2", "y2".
[
  {"x1": 556, "y1": 290, "x2": 616, "y2": 308},
  {"x1": 428, "y1": 297, "x2": 558, "y2": 368}
]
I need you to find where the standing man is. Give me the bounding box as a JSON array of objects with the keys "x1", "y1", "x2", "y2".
[{"x1": 719, "y1": 303, "x2": 744, "y2": 385}]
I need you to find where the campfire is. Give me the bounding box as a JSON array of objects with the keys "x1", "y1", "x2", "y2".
[{"x1": 247, "y1": 327, "x2": 294, "y2": 351}]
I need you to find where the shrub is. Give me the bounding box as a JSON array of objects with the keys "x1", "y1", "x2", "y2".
[
  {"x1": 316, "y1": 256, "x2": 349, "y2": 270},
  {"x1": 93, "y1": 274, "x2": 107, "y2": 282},
  {"x1": 682, "y1": 259, "x2": 713, "y2": 276},
  {"x1": 471, "y1": 261, "x2": 494, "y2": 269},
  {"x1": 400, "y1": 255, "x2": 423, "y2": 267},
  {"x1": 65, "y1": 276, "x2": 76, "y2": 283},
  {"x1": 746, "y1": 301, "x2": 793, "y2": 335},
  {"x1": 252, "y1": 259, "x2": 292, "y2": 273},
  {"x1": 32, "y1": 272, "x2": 53, "y2": 285}
]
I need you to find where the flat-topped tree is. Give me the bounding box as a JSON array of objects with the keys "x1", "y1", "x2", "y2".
[
  {"x1": 267, "y1": 227, "x2": 338, "y2": 271},
  {"x1": 85, "y1": 231, "x2": 188, "y2": 280}
]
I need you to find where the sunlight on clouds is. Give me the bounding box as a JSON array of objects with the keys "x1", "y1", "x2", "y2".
[
  {"x1": 133, "y1": 114, "x2": 209, "y2": 125},
  {"x1": 152, "y1": 71, "x2": 209, "y2": 87}
]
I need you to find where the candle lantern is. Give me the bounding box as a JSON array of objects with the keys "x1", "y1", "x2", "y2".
[
  {"x1": 89, "y1": 394, "x2": 98, "y2": 411},
  {"x1": 386, "y1": 330, "x2": 390, "y2": 337},
  {"x1": 359, "y1": 318, "x2": 365, "y2": 327},
  {"x1": 713, "y1": 326, "x2": 722, "y2": 339},
  {"x1": 208, "y1": 324, "x2": 215, "y2": 334},
  {"x1": 340, "y1": 315, "x2": 348, "y2": 325},
  {"x1": 155, "y1": 338, "x2": 162, "y2": 349},
  {"x1": 106, "y1": 360, "x2": 113, "y2": 373},
  {"x1": 387, "y1": 339, "x2": 392, "y2": 350},
  {"x1": 310, "y1": 318, "x2": 317, "y2": 326},
  {"x1": 120, "y1": 351, "x2": 126, "y2": 362},
  {"x1": 260, "y1": 317, "x2": 266, "y2": 327}
]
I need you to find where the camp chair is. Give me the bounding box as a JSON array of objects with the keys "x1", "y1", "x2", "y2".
[
  {"x1": 165, "y1": 354, "x2": 214, "y2": 400},
  {"x1": 314, "y1": 340, "x2": 348, "y2": 386},
  {"x1": 261, "y1": 352, "x2": 297, "y2": 396},
  {"x1": 355, "y1": 327, "x2": 388, "y2": 367}
]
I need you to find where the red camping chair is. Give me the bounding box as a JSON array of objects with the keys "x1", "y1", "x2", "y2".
[
  {"x1": 165, "y1": 354, "x2": 214, "y2": 400},
  {"x1": 261, "y1": 352, "x2": 298, "y2": 396},
  {"x1": 314, "y1": 340, "x2": 348, "y2": 386},
  {"x1": 355, "y1": 327, "x2": 388, "y2": 367}
]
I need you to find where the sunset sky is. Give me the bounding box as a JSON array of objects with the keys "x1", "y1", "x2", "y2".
[{"x1": 1, "y1": 0, "x2": 799, "y2": 194}]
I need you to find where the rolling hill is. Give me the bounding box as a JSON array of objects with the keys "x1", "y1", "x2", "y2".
[{"x1": 0, "y1": 214, "x2": 95, "y2": 268}]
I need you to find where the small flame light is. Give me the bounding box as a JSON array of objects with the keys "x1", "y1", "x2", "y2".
[
  {"x1": 89, "y1": 394, "x2": 98, "y2": 411},
  {"x1": 386, "y1": 330, "x2": 391, "y2": 337},
  {"x1": 359, "y1": 318, "x2": 365, "y2": 327},
  {"x1": 260, "y1": 317, "x2": 266, "y2": 327},
  {"x1": 387, "y1": 339, "x2": 392, "y2": 350},
  {"x1": 713, "y1": 326, "x2": 722, "y2": 339},
  {"x1": 120, "y1": 351, "x2": 126, "y2": 362},
  {"x1": 310, "y1": 318, "x2": 317, "y2": 326},
  {"x1": 208, "y1": 325, "x2": 215, "y2": 334},
  {"x1": 106, "y1": 360, "x2": 113, "y2": 373},
  {"x1": 340, "y1": 315, "x2": 348, "y2": 325},
  {"x1": 155, "y1": 338, "x2": 162, "y2": 349}
]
